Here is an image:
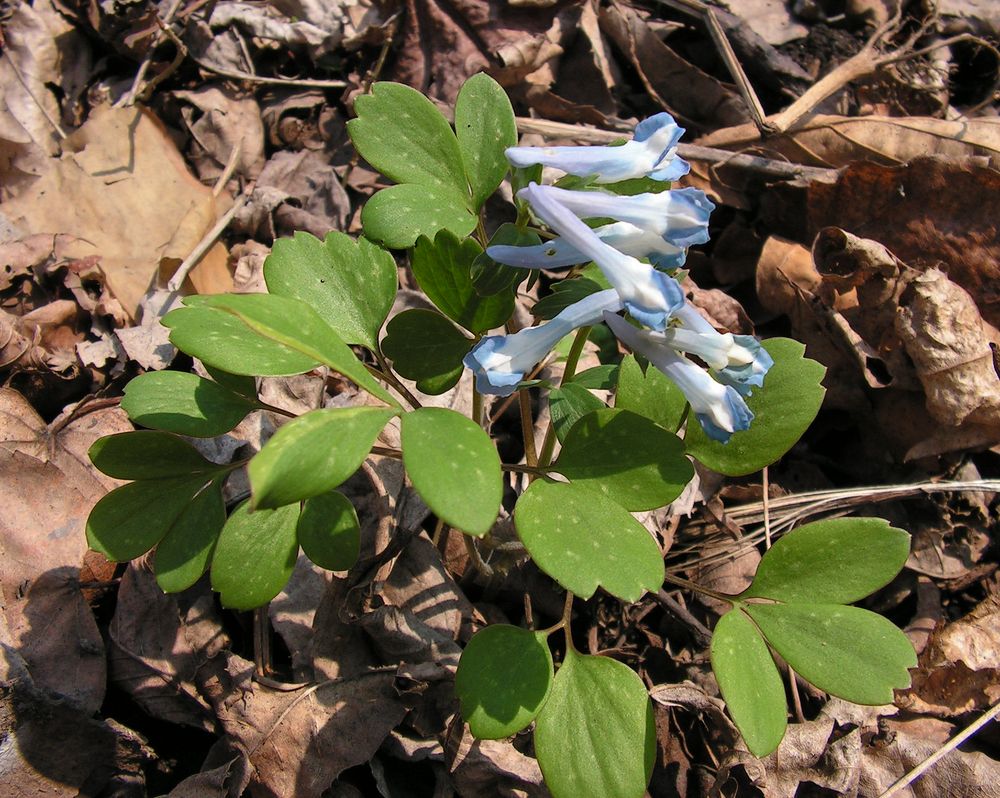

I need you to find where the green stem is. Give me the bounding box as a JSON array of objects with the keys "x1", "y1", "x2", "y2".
[
  {"x1": 472, "y1": 383, "x2": 483, "y2": 427},
  {"x1": 662, "y1": 572, "x2": 736, "y2": 605},
  {"x1": 370, "y1": 352, "x2": 422, "y2": 410},
  {"x1": 519, "y1": 388, "x2": 538, "y2": 469},
  {"x1": 674, "y1": 402, "x2": 691, "y2": 435},
  {"x1": 537, "y1": 325, "x2": 591, "y2": 468}
]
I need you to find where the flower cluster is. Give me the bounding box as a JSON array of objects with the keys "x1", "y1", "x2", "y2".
[{"x1": 463, "y1": 113, "x2": 773, "y2": 443}]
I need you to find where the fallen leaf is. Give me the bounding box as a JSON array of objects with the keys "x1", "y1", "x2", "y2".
[
  {"x1": 109, "y1": 564, "x2": 228, "y2": 731},
  {"x1": 0, "y1": 2, "x2": 62, "y2": 193},
  {"x1": 172, "y1": 86, "x2": 266, "y2": 185},
  {"x1": 197, "y1": 650, "x2": 408, "y2": 798},
  {"x1": 600, "y1": 2, "x2": 753, "y2": 131},
  {"x1": 269, "y1": 555, "x2": 333, "y2": 681},
  {"x1": 717, "y1": 0, "x2": 808, "y2": 46},
  {"x1": 900, "y1": 590, "x2": 1000, "y2": 716},
  {"x1": 894, "y1": 268, "x2": 1000, "y2": 427},
  {"x1": 391, "y1": 0, "x2": 561, "y2": 103},
  {"x1": 699, "y1": 115, "x2": 1000, "y2": 169},
  {"x1": 0, "y1": 645, "x2": 149, "y2": 796},
  {"x1": 807, "y1": 157, "x2": 1000, "y2": 330},
  {"x1": 0, "y1": 389, "x2": 131, "y2": 712},
  {"x1": 1, "y1": 103, "x2": 231, "y2": 316}
]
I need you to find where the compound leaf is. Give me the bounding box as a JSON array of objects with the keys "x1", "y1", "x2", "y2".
[
  {"x1": 513, "y1": 480, "x2": 663, "y2": 602},
  {"x1": 684, "y1": 339, "x2": 825, "y2": 476},
  {"x1": 211, "y1": 501, "x2": 300, "y2": 610},
  {"x1": 455, "y1": 73, "x2": 517, "y2": 210},
  {"x1": 554, "y1": 409, "x2": 693, "y2": 511},
  {"x1": 401, "y1": 408, "x2": 502, "y2": 537},
  {"x1": 362, "y1": 183, "x2": 477, "y2": 250},
  {"x1": 745, "y1": 603, "x2": 916, "y2": 706},
  {"x1": 710, "y1": 609, "x2": 787, "y2": 757},
  {"x1": 456, "y1": 625, "x2": 553, "y2": 740},
  {"x1": 121, "y1": 371, "x2": 256, "y2": 438},
  {"x1": 534, "y1": 648, "x2": 655, "y2": 798},
  {"x1": 249, "y1": 407, "x2": 397, "y2": 509},
  {"x1": 742, "y1": 518, "x2": 911, "y2": 604},
  {"x1": 264, "y1": 231, "x2": 397, "y2": 351},
  {"x1": 297, "y1": 491, "x2": 361, "y2": 572}
]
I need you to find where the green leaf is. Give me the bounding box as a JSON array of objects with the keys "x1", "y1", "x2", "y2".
[
  {"x1": 89, "y1": 431, "x2": 221, "y2": 480},
  {"x1": 87, "y1": 475, "x2": 215, "y2": 562},
  {"x1": 249, "y1": 407, "x2": 397, "y2": 509},
  {"x1": 381, "y1": 309, "x2": 471, "y2": 395},
  {"x1": 348, "y1": 82, "x2": 469, "y2": 194},
  {"x1": 513, "y1": 480, "x2": 664, "y2": 602},
  {"x1": 455, "y1": 73, "x2": 517, "y2": 210},
  {"x1": 549, "y1": 383, "x2": 606, "y2": 444},
  {"x1": 362, "y1": 184, "x2": 477, "y2": 250},
  {"x1": 401, "y1": 407, "x2": 502, "y2": 537},
  {"x1": 264, "y1": 231, "x2": 397, "y2": 351},
  {"x1": 535, "y1": 648, "x2": 655, "y2": 798},
  {"x1": 742, "y1": 518, "x2": 911, "y2": 604},
  {"x1": 710, "y1": 610, "x2": 787, "y2": 757},
  {"x1": 411, "y1": 231, "x2": 514, "y2": 334},
  {"x1": 154, "y1": 479, "x2": 226, "y2": 593},
  {"x1": 471, "y1": 224, "x2": 538, "y2": 297},
  {"x1": 456, "y1": 625, "x2": 553, "y2": 740},
  {"x1": 203, "y1": 365, "x2": 257, "y2": 398},
  {"x1": 164, "y1": 306, "x2": 320, "y2": 377},
  {"x1": 553, "y1": 409, "x2": 693, "y2": 511},
  {"x1": 684, "y1": 339, "x2": 826, "y2": 476},
  {"x1": 570, "y1": 364, "x2": 618, "y2": 390},
  {"x1": 297, "y1": 491, "x2": 360, "y2": 571},
  {"x1": 532, "y1": 277, "x2": 605, "y2": 320},
  {"x1": 745, "y1": 603, "x2": 916, "y2": 705},
  {"x1": 211, "y1": 501, "x2": 300, "y2": 610},
  {"x1": 183, "y1": 294, "x2": 398, "y2": 406},
  {"x1": 615, "y1": 354, "x2": 688, "y2": 432},
  {"x1": 121, "y1": 372, "x2": 256, "y2": 438}
]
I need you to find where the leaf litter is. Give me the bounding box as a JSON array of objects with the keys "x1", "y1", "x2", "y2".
[{"x1": 1, "y1": 0, "x2": 999, "y2": 794}]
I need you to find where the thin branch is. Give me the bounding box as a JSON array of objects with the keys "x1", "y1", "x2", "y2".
[
  {"x1": 167, "y1": 183, "x2": 254, "y2": 292},
  {"x1": 879, "y1": 702, "x2": 1000, "y2": 798}
]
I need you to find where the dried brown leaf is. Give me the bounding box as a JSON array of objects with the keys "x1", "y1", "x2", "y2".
[
  {"x1": 173, "y1": 86, "x2": 266, "y2": 184},
  {"x1": 699, "y1": 115, "x2": 1000, "y2": 169},
  {"x1": 0, "y1": 390, "x2": 131, "y2": 712},
  {"x1": 599, "y1": 3, "x2": 753, "y2": 131},
  {"x1": 0, "y1": 646, "x2": 148, "y2": 796},
  {"x1": 807, "y1": 158, "x2": 1000, "y2": 330},
  {"x1": 391, "y1": 0, "x2": 560, "y2": 103},
  {"x1": 899, "y1": 591, "x2": 1000, "y2": 716},
  {"x1": 1, "y1": 104, "x2": 231, "y2": 316},
  {"x1": 894, "y1": 268, "x2": 1000, "y2": 428},
  {"x1": 197, "y1": 651, "x2": 408, "y2": 798},
  {"x1": 109, "y1": 564, "x2": 227, "y2": 731}
]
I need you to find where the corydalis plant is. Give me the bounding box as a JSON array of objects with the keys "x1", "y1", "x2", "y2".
[
  {"x1": 467, "y1": 124, "x2": 764, "y2": 443},
  {"x1": 84, "y1": 75, "x2": 915, "y2": 798}
]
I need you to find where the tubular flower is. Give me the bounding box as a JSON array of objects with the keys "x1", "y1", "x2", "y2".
[
  {"x1": 505, "y1": 113, "x2": 690, "y2": 184},
  {"x1": 487, "y1": 221, "x2": 687, "y2": 272},
  {"x1": 518, "y1": 182, "x2": 684, "y2": 331},
  {"x1": 604, "y1": 312, "x2": 754, "y2": 443},
  {"x1": 535, "y1": 184, "x2": 715, "y2": 249},
  {"x1": 671, "y1": 305, "x2": 773, "y2": 396},
  {"x1": 464, "y1": 289, "x2": 623, "y2": 396}
]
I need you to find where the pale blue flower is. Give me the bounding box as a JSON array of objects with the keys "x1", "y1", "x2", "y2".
[
  {"x1": 487, "y1": 221, "x2": 687, "y2": 272},
  {"x1": 505, "y1": 113, "x2": 689, "y2": 184},
  {"x1": 604, "y1": 312, "x2": 753, "y2": 443},
  {"x1": 518, "y1": 183, "x2": 684, "y2": 330},
  {"x1": 672, "y1": 305, "x2": 773, "y2": 396},
  {"x1": 464, "y1": 289, "x2": 623, "y2": 396},
  {"x1": 536, "y1": 185, "x2": 714, "y2": 249}
]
